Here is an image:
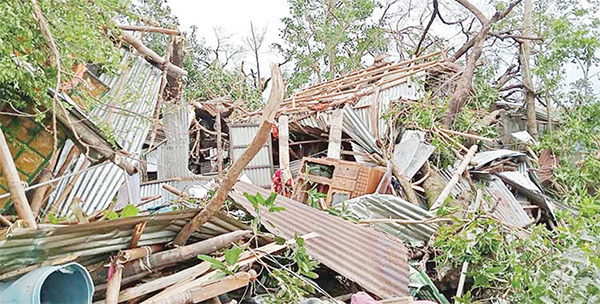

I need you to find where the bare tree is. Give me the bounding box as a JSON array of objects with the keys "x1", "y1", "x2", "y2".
[
  {"x1": 244, "y1": 21, "x2": 267, "y2": 90},
  {"x1": 212, "y1": 27, "x2": 244, "y2": 68}
]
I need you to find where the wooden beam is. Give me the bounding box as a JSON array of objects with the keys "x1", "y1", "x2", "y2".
[
  {"x1": 172, "y1": 63, "x2": 284, "y2": 246},
  {"x1": 430, "y1": 145, "x2": 478, "y2": 210},
  {"x1": 116, "y1": 24, "x2": 181, "y2": 36},
  {"x1": 217, "y1": 110, "x2": 223, "y2": 176},
  {"x1": 327, "y1": 109, "x2": 344, "y2": 159},
  {"x1": 278, "y1": 115, "x2": 291, "y2": 181},
  {"x1": 0, "y1": 128, "x2": 37, "y2": 228}
]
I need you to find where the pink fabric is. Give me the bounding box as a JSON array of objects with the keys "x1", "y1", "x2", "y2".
[
  {"x1": 351, "y1": 292, "x2": 378, "y2": 304},
  {"x1": 413, "y1": 301, "x2": 438, "y2": 304}
]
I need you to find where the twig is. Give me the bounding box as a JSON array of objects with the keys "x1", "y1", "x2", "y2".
[
  {"x1": 431, "y1": 145, "x2": 478, "y2": 210},
  {"x1": 31, "y1": 0, "x2": 61, "y2": 151}
]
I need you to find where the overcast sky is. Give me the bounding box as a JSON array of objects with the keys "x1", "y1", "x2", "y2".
[
  {"x1": 166, "y1": 0, "x2": 599, "y2": 96},
  {"x1": 169, "y1": 0, "x2": 289, "y2": 80}
]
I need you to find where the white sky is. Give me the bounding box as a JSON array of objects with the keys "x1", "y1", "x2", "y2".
[
  {"x1": 169, "y1": 0, "x2": 289, "y2": 80},
  {"x1": 167, "y1": 0, "x2": 599, "y2": 97}
]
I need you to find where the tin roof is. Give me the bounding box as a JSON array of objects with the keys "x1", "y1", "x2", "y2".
[
  {"x1": 230, "y1": 181, "x2": 410, "y2": 299},
  {"x1": 344, "y1": 194, "x2": 437, "y2": 246},
  {"x1": 46, "y1": 52, "x2": 163, "y2": 217}
]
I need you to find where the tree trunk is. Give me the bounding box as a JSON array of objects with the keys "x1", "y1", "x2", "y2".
[{"x1": 522, "y1": 0, "x2": 538, "y2": 139}]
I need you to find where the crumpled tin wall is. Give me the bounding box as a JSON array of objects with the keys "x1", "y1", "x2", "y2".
[
  {"x1": 471, "y1": 150, "x2": 525, "y2": 170},
  {"x1": 344, "y1": 194, "x2": 437, "y2": 246},
  {"x1": 439, "y1": 169, "x2": 531, "y2": 228},
  {"x1": 47, "y1": 53, "x2": 162, "y2": 216},
  {"x1": 229, "y1": 124, "x2": 273, "y2": 187},
  {"x1": 230, "y1": 181, "x2": 410, "y2": 299}
]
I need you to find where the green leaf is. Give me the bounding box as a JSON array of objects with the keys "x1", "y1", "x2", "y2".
[
  {"x1": 198, "y1": 255, "x2": 226, "y2": 270},
  {"x1": 275, "y1": 236, "x2": 286, "y2": 245},
  {"x1": 224, "y1": 246, "x2": 244, "y2": 266},
  {"x1": 269, "y1": 206, "x2": 286, "y2": 212},
  {"x1": 107, "y1": 211, "x2": 119, "y2": 220},
  {"x1": 48, "y1": 213, "x2": 59, "y2": 224},
  {"x1": 264, "y1": 192, "x2": 278, "y2": 207},
  {"x1": 295, "y1": 236, "x2": 305, "y2": 247},
  {"x1": 121, "y1": 204, "x2": 139, "y2": 218}
]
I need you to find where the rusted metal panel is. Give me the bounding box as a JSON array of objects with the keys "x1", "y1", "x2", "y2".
[
  {"x1": 229, "y1": 124, "x2": 273, "y2": 187},
  {"x1": 230, "y1": 181, "x2": 410, "y2": 299}
]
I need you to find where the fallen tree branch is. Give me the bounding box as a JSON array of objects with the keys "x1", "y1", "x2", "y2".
[
  {"x1": 116, "y1": 24, "x2": 181, "y2": 35},
  {"x1": 121, "y1": 32, "x2": 187, "y2": 77},
  {"x1": 172, "y1": 64, "x2": 283, "y2": 246}
]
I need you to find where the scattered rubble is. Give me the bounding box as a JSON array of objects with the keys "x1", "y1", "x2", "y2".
[{"x1": 0, "y1": 24, "x2": 579, "y2": 304}]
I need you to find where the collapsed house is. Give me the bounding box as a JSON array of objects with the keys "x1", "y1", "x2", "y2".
[{"x1": 0, "y1": 33, "x2": 573, "y2": 304}]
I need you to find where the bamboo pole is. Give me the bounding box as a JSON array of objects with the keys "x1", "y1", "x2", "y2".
[
  {"x1": 216, "y1": 109, "x2": 223, "y2": 176},
  {"x1": 278, "y1": 115, "x2": 292, "y2": 182},
  {"x1": 326, "y1": 109, "x2": 344, "y2": 159},
  {"x1": 437, "y1": 128, "x2": 495, "y2": 143},
  {"x1": 430, "y1": 145, "x2": 478, "y2": 210},
  {"x1": 93, "y1": 230, "x2": 251, "y2": 282},
  {"x1": 45, "y1": 158, "x2": 90, "y2": 220},
  {"x1": 30, "y1": 151, "x2": 59, "y2": 218},
  {"x1": 172, "y1": 63, "x2": 284, "y2": 246},
  {"x1": 116, "y1": 24, "x2": 181, "y2": 36},
  {"x1": 0, "y1": 128, "x2": 37, "y2": 228},
  {"x1": 105, "y1": 262, "x2": 124, "y2": 304}
]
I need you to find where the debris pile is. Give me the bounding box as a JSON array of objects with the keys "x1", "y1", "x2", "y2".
[{"x1": 0, "y1": 32, "x2": 575, "y2": 304}]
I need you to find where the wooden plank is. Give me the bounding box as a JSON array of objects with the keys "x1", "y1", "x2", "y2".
[
  {"x1": 370, "y1": 86, "x2": 381, "y2": 137},
  {"x1": 327, "y1": 109, "x2": 344, "y2": 159},
  {"x1": 278, "y1": 115, "x2": 291, "y2": 182}
]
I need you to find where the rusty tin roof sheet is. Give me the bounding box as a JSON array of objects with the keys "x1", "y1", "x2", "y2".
[{"x1": 230, "y1": 181, "x2": 410, "y2": 299}]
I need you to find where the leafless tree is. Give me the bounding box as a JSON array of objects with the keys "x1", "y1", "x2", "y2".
[{"x1": 244, "y1": 21, "x2": 267, "y2": 90}]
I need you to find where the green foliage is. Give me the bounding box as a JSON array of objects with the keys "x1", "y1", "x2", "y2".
[
  {"x1": 102, "y1": 204, "x2": 139, "y2": 220},
  {"x1": 276, "y1": 0, "x2": 388, "y2": 91},
  {"x1": 306, "y1": 187, "x2": 326, "y2": 209},
  {"x1": 0, "y1": 0, "x2": 126, "y2": 111},
  {"x1": 434, "y1": 213, "x2": 600, "y2": 303},
  {"x1": 198, "y1": 245, "x2": 244, "y2": 275}
]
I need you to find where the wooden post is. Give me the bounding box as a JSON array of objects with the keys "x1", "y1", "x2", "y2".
[
  {"x1": 216, "y1": 109, "x2": 223, "y2": 176},
  {"x1": 430, "y1": 145, "x2": 478, "y2": 210},
  {"x1": 327, "y1": 109, "x2": 344, "y2": 159},
  {"x1": 30, "y1": 151, "x2": 59, "y2": 218},
  {"x1": 105, "y1": 262, "x2": 124, "y2": 304},
  {"x1": 278, "y1": 115, "x2": 291, "y2": 181},
  {"x1": 0, "y1": 129, "x2": 37, "y2": 228},
  {"x1": 172, "y1": 63, "x2": 284, "y2": 246}
]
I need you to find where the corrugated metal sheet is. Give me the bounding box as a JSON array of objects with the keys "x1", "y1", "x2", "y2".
[
  {"x1": 439, "y1": 169, "x2": 531, "y2": 228},
  {"x1": 229, "y1": 124, "x2": 273, "y2": 187},
  {"x1": 139, "y1": 179, "x2": 210, "y2": 211},
  {"x1": 343, "y1": 105, "x2": 383, "y2": 155},
  {"x1": 230, "y1": 181, "x2": 410, "y2": 299},
  {"x1": 158, "y1": 104, "x2": 192, "y2": 180},
  {"x1": 344, "y1": 194, "x2": 437, "y2": 246},
  {"x1": 472, "y1": 150, "x2": 525, "y2": 170},
  {"x1": 393, "y1": 137, "x2": 435, "y2": 180},
  {"x1": 47, "y1": 53, "x2": 162, "y2": 216},
  {"x1": 0, "y1": 210, "x2": 245, "y2": 274}
]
